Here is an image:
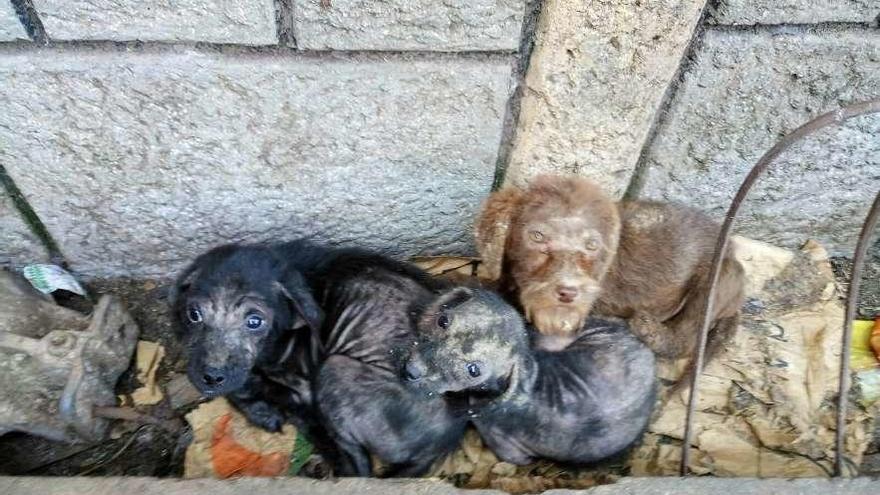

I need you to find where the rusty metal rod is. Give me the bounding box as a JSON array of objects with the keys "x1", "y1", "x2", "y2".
[
  {"x1": 679, "y1": 98, "x2": 880, "y2": 476},
  {"x1": 835, "y1": 190, "x2": 880, "y2": 476}
]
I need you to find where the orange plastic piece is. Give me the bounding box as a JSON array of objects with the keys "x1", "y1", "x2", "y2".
[{"x1": 210, "y1": 414, "x2": 289, "y2": 478}]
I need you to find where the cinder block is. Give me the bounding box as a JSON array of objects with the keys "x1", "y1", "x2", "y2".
[
  {"x1": 293, "y1": 0, "x2": 526, "y2": 51},
  {"x1": 32, "y1": 0, "x2": 278, "y2": 44},
  {"x1": 0, "y1": 49, "x2": 513, "y2": 277},
  {"x1": 709, "y1": 0, "x2": 880, "y2": 25},
  {"x1": 1, "y1": 1, "x2": 28, "y2": 41},
  {"x1": 639, "y1": 29, "x2": 880, "y2": 254},
  {"x1": 0, "y1": 192, "x2": 48, "y2": 268},
  {"x1": 504, "y1": 0, "x2": 707, "y2": 197}
]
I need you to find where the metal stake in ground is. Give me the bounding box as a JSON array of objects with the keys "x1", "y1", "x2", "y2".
[{"x1": 836, "y1": 190, "x2": 880, "y2": 476}]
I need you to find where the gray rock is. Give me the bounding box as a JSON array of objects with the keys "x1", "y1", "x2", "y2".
[
  {"x1": 0, "y1": 193, "x2": 47, "y2": 268},
  {"x1": 0, "y1": 47, "x2": 512, "y2": 278},
  {"x1": 0, "y1": 1, "x2": 27, "y2": 41},
  {"x1": 709, "y1": 0, "x2": 880, "y2": 25},
  {"x1": 504, "y1": 0, "x2": 706, "y2": 198},
  {"x1": 32, "y1": 0, "x2": 278, "y2": 44},
  {"x1": 639, "y1": 29, "x2": 880, "y2": 255},
  {"x1": 293, "y1": 0, "x2": 525, "y2": 51}
]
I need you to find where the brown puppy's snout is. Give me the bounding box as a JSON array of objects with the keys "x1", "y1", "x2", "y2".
[{"x1": 556, "y1": 285, "x2": 579, "y2": 303}]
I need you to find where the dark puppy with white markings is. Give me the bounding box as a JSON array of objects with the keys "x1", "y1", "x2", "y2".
[
  {"x1": 171, "y1": 241, "x2": 328, "y2": 435},
  {"x1": 404, "y1": 287, "x2": 656, "y2": 466},
  {"x1": 310, "y1": 251, "x2": 468, "y2": 477}
]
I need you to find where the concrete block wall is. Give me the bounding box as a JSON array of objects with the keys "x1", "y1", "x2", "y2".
[
  {"x1": 504, "y1": 0, "x2": 880, "y2": 254},
  {"x1": 0, "y1": 1, "x2": 527, "y2": 277},
  {"x1": 0, "y1": 1, "x2": 26, "y2": 40},
  {"x1": 1, "y1": 0, "x2": 878, "y2": 278},
  {"x1": 632, "y1": 1, "x2": 880, "y2": 253}
]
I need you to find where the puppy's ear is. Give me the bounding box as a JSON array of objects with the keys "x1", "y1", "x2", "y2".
[
  {"x1": 169, "y1": 262, "x2": 200, "y2": 309},
  {"x1": 275, "y1": 270, "x2": 323, "y2": 332},
  {"x1": 437, "y1": 286, "x2": 475, "y2": 310},
  {"x1": 475, "y1": 187, "x2": 523, "y2": 281},
  {"x1": 276, "y1": 270, "x2": 324, "y2": 363}
]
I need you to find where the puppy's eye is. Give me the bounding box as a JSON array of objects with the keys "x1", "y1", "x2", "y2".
[
  {"x1": 187, "y1": 305, "x2": 203, "y2": 323},
  {"x1": 467, "y1": 362, "x2": 481, "y2": 378},
  {"x1": 436, "y1": 313, "x2": 452, "y2": 329},
  {"x1": 245, "y1": 314, "x2": 264, "y2": 330},
  {"x1": 530, "y1": 231, "x2": 545, "y2": 243},
  {"x1": 585, "y1": 239, "x2": 599, "y2": 251}
]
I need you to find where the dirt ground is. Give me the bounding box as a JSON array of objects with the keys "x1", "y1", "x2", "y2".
[{"x1": 1, "y1": 242, "x2": 879, "y2": 480}]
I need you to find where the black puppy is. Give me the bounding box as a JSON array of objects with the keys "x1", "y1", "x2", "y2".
[
  {"x1": 171, "y1": 241, "x2": 326, "y2": 434},
  {"x1": 310, "y1": 252, "x2": 468, "y2": 477},
  {"x1": 404, "y1": 287, "x2": 656, "y2": 466}
]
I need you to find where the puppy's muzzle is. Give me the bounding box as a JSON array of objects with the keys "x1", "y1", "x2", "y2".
[
  {"x1": 402, "y1": 359, "x2": 425, "y2": 382},
  {"x1": 187, "y1": 363, "x2": 248, "y2": 396},
  {"x1": 556, "y1": 285, "x2": 579, "y2": 304}
]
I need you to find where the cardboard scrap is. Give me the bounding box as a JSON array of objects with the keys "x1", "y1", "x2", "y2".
[
  {"x1": 411, "y1": 256, "x2": 481, "y2": 277},
  {"x1": 126, "y1": 340, "x2": 165, "y2": 406},
  {"x1": 184, "y1": 397, "x2": 299, "y2": 479},
  {"x1": 629, "y1": 237, "x2": 879, "y2": 477}
]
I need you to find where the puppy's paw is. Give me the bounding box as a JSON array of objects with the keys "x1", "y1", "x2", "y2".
[
  {"x1": 628, "y1": 314, "x2": 673, "y2": 356},
  {"x1": 238, "y1": 401, "x2": 285, "y2": 432},
  {"x1": 299, "y1": 454, "x2": 335, "y2": 480}
]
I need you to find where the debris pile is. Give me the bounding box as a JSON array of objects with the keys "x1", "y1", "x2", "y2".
[{"x1": 0, "y1": 270, "x2": 139, "y2": 442}]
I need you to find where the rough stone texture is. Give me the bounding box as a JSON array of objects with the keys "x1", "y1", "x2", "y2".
[
  {"x1": 293, "y1": 0, "x2": 526, "y2": 51},
  {"x1": 0, "y1": 48, "x2": 511, "y2": 278},
  {"x1": 569, "y1": 477, "x2": 880, "y2": 495},
  {"x1": 4, "y1": 476, "x2": 880, "y2": 495},
  {"x1": 503, "y1": 0, "x2": 707, "y2": 198},
  {"x1": 0, "y1": 476, "x2": 507, "y2": 495},
  {"x1": 709, "y1": 0, "x2": 880, "y2": 25},
  {"x1": 0, "y1": 193, "x2": 48, "y2": 268},
  {"x1": 32, "y1": 0, "x2": 278, "y2": 44},
  {"x1": 639, "y1": 29, "x2": 880, "y2": 254},
  {"x1": 831, "y1": 241, "x2": 880, "y2": 319},
  {"x1": 0, "y1": 1, "x2": 27, "y2": 41}
]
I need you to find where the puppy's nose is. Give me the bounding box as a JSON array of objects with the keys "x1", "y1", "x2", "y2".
[
  {"x1": 403, "y1": 359, "x2": 425, "y2": 382},
  {"x1": 202, "y1": 368, "x2": 226, "y2": 387},
  {"x1": 556, "y1": 286, "x2": 579, "y2": 303}
]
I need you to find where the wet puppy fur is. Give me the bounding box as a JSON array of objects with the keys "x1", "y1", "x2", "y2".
[
  {"x1": 476, "y1": 174, "x2": 745, "y2": 360},
  {"x1": 404, "y1": 287, "x2": 656, "y2": 466},
  {"x1": 311, "y1": 252, "x2": 468, "y2": 477},
  {"x1": 171, "y1": 241, "x2": 328, "y2": 436}
]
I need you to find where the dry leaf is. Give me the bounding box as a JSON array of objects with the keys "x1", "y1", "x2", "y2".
[
  {"x1": 128, "y1": 340, "x2": 165, "y2": 406},
  {"x1": 410, "y1": 256, "x2": 481, "y2": 278}
]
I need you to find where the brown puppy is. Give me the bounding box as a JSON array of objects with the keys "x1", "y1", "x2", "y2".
[{"x1": 476, "y1": 174, "x2": 744, "y2": 358}]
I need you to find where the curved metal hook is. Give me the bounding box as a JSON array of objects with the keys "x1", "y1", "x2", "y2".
[
  {"x1": 679, "y1": 98, "x2": 880, "y2": 476},
  {"x1": 835, "y1": 190, "x2": 880, "y2": 476}
]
